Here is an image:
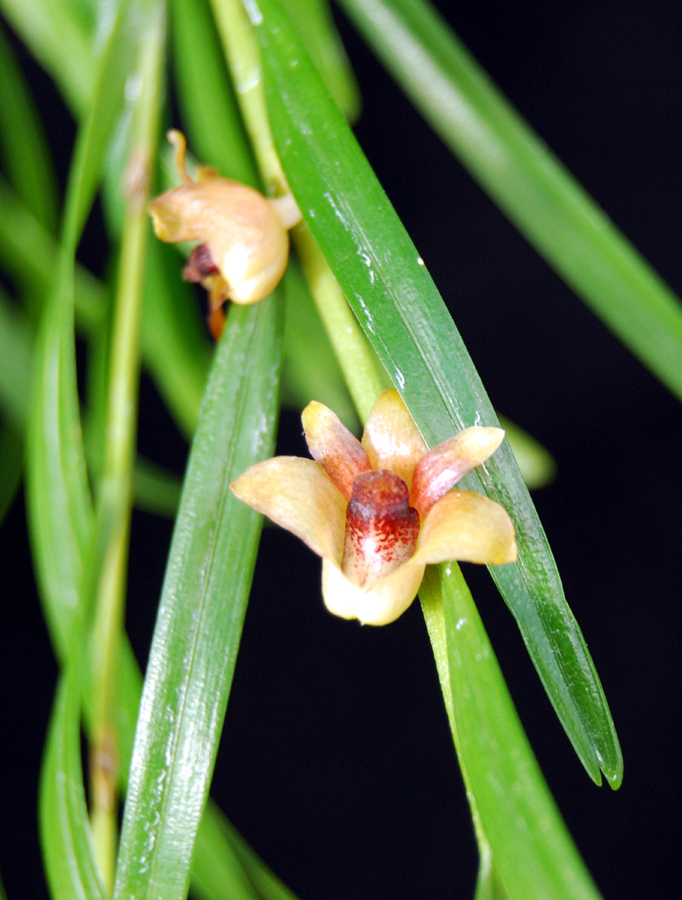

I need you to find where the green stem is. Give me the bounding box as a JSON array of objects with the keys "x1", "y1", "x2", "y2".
[
  {"x1": 292, "y1": 223, "x2": 387, "y2": 421},
  {"x1": 210, "y1": 0, "x2": 287, "y2": 192},
  {"x1": 212, "y1": 0, "x2": 387, "y2": 421},
  {"x1": 88, "y1": 9, "x2": 165, "y2": 889}
]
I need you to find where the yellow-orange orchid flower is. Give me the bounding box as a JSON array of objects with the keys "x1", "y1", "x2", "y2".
[
  {"x1": 231, "y1": 390, "x2": 517, "y2": 625},
  {"x1": 148, "y1": 130, "x2": 300, "y2": 339}
]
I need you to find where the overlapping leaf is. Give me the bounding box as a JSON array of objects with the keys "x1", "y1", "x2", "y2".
[{"x1": 248, "y1": 0, "x2": 621, "y2": 786}]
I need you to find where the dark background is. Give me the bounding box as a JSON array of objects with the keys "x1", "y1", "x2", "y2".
[{"x1": 1, "y1": 1, "x2": 680, "y2": 898}]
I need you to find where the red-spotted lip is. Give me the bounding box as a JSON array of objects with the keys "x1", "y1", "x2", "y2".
[{"x1": 342, "y1": 470, "x2": 420, "y2": 589}]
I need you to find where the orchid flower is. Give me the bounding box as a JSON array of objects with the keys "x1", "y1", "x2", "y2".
[
  {"x1": 148, "y1": 130, "x2": 300, "y2": 338},
  {"x1": 231, "y1": 390, "x2": 517, "y2": 625}
]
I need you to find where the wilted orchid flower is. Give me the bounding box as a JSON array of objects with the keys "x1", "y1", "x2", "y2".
[
  {"x1": 231, "y1": 390, "x2": 517, "y2": 625},
  {"x1": 148, "y1": 130, "x2": 301, "y2": 338}
]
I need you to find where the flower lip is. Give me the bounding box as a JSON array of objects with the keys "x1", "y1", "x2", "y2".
[{"x1": 342, "y1": 470, "x2": 420, "y2": 589}]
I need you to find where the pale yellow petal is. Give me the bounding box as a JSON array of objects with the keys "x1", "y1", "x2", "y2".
[
  {"x1": 148, "y1": 179, "x2": 289, "y2": 304},
  {"x1": 302, "y1": 401, "x2": 370, "y2": 499},
  {"x1": 362, "y1": 389, "x2": 427, "y2": 489},
  {"x1": 231, "y1": 457, "x2": 346, "y2": 562},
  {"x1": 411, "y1": 427, "x2": 505, "y2": 517},
  {"x1": 412, "y1": 490, "x2": 517, "y2": 566},
  {"x1": 322, "y1": 557, "x2": 425, "y2": 626}
]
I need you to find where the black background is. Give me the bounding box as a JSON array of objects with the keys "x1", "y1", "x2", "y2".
[{"x1": 1, "y1": 1, "x2": 680, "y2": 898}]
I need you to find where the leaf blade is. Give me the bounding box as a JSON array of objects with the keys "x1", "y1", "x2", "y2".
[
  {"x1": 338, "y1": 0, "x2": 682, "y2": 405},
  {"x1": 250, "y1": 0, "x2": 621, "y2": 785},
  {"x1": 114, "y1": 297, "x2": 283, "y2": 900}
]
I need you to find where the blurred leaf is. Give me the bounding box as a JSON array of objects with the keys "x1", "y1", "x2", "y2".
[
  {"x1": 338, "y1": 0, "x2": 682, "y2": 406},
  {"x1": 250, "y1": 0, "x2": 621, "y2": 786},
  {"x1": 0, "y1": 0, "x2": 94, "y2": 116},
  {"x1": 194, "y1": 803, "x2": 300, "y2": 900},
  {"x1": 0, "y1": 177, "x2": 105, "y2": 329},
  {"x1": 133, "y1": 456, "x2": 182, "y2": 517},
  {"x1": 0, "y1": 424, "x2": 22, "y2": 525},
  {"x1": 141, "y1": 239, "x2": 212, "y2": 439},
  {"x1": 114, "y1": 297, "x2": 283, "y2": 900},
  {"x1": 39, "y1": 663, "x2": 108, "y2": 900},
  {"x1": 26, "y1": 0, "x2": 161, "y2": 656},
  {"x1": 0, "y1": 20, "x2": 58, "y2": 232},
  {"x1": 280, "y1": 0, "x2": 360, "y2": 120},
  {"x1": 499, "y1": 415, "x2": 556, "y2": 491},
  {"x1": 420, "y1": 564, "x2": 602, "y2": 900},
  {"x1": 0, "y1": 286, "x2": 33, "y2": 427}
]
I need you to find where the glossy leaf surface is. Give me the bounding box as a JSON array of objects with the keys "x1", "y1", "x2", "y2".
[
  {"x1": 114, "y1": 298, "x2": 283, "y2": 900},
  {"x1": 421, "y1": 564, "x2": 603, "y2": 900},
  {"x1": 249, "y1": 0, "x2": 621, "y2": 786},
  {"x1": 339, "y1": 0, "x2": 682, "y2": 406}
]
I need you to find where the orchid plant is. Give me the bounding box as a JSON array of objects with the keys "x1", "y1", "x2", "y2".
[{"x1": 0, "y1": 1, "x2": 680, "y2": 900}]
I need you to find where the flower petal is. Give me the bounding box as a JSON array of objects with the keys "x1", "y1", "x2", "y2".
[
  {"x1": 302, "y1": 401, "x2": 371, "y2": 499},
  {"x1": 322, "y1": 557, "x2": 425, "y2": 626},
  {"x1": 231, "y1": 457, "x2": 346, "y2": 562},
  {"x1": 342, "y1": 470, "x2": 419, "y2": 588},
  {"x1": 411, "y1": 427, "x2": 505, "y2": 517},
  {"x1": 362, "y1": 390, "x2": 427, "y2": 489},
  {"x1": 148, "y1": 178, "x2": 289, "y2": 305},
  {"x1": 412, "y1": 490, "x2": 517, "y2": 566}
]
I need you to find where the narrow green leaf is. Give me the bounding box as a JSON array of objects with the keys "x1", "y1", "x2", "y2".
[
  {"x1": 26, "y1": 0, "x2": 169, "y2": 658},
  {"x1": 0, "y1": 424, "x2": 22, "y2": 525},
  {"x1": 195, "y1": 802, "x2": 301, "y2": 900},
  {"x1": 133, "y1": 456, "x2": 183, "y2": 517},
  {"x1": 114, "y1": 297, "x2": 283, "y2": 900},
  {"x1": 0, "y1": 20, "x2": 58, "y2": 232},
  {"x1": 39, "y1": 664, "x2": 108, "y2": 900},
  {"x1": 0, "y1": 286, "x2": 33, "y2": 427},
  {"x1": 0, "y1": 0, "x2": 94, "y2": 116},
  {"x1": 420, "y1": 564, "x2": 602, "y2": 900},
  {"x1": 499, "y1": 415, "x2": 556, "y2": 491},
  {"x1": 249, "y1": 0, "x2": 621, "y2": 786},
  {"x1": 338, "y1": 0, "x2": 682, "y2": 406},
  {"x1": 209, "y1": 810, "x2": 301, "y2": 900},
  {"x1": 0, "y1": 177, "x2": 105, "y2": 330},
  {"x1": 141, "y1": 239, "x2": 211, "y2": 440},
  {"x1": 280, "y1": 0, "x2": 361, "y2": 120}
]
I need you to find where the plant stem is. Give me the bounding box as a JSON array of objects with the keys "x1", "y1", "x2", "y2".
[
  {"x1": 211, "y1": 0, "x2": 387, "y2": 422},
  {"x1": 88, "y1": 8, "x2": 165, "y2": 889}
]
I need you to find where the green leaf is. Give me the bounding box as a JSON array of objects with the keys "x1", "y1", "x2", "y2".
[
  {"x1": 25, "y1": 0, "x2": 171, "y2": 657},
  {"x1": 498, "y1": 415, "x2": 556, "y2": 491},
  {"x1": 0, "y1": 0, "x2": 94, "y2": 116},
  {"x1": 39, "y1": 663, "x2": 108, "y2": 900},
  {"x1": 0, "y1": 20, "x2": 58, "y2": 232},
  {"x1": 338, "y1": 0, "x2": 682, "y2": 406},
  {"x1": 114, "y1": 297, "x2": 283, "y2": 900},
  {"x1": 0, "y1": 286, "x2": 33, "y2": 427},
  {"x1": 249, "y1": 0, "x2": 621, "y2": 786},
  {"x1": 420, "y1": 564, "x2": 603, "y2": 900},
  {"x1": 280, "y1": 0, "x2": 361, "y2": 120},
  {"x1": 141, "y1": 239, "x2": 212, "y2": 440},
  {"x1": 0, "y1": 424, "x2": 22, "y2": 526},
  {"x1": 0, "y1": 177, "x2": 105, "y2": 330},
  {"x1": 194, "y1": 802, "x2": 301, "y2": 900}
]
